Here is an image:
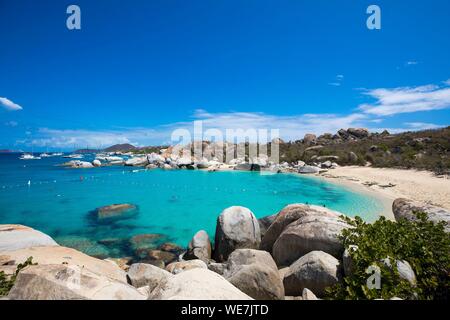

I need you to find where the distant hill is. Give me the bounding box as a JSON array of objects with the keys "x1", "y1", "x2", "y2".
[
  {"x1": 279, "y1": 126, "x2": 450, "y2": 175},
  {"x1": 104, "y1": 143, "x2": 137, "y2": 152}
]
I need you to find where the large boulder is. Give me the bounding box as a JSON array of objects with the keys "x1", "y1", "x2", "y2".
[
  {"x1": 223, "y1": 249, "x2": 284, "y2": 300},
  {"x1": 0, "y1": 245, "x2": 127, "y2": 283},
  {"x1": 381, "y1": 258, "x2": 417, "y2": 286},
  {"x1": 125, "y1": 156, "x2": 149, "y2": 167},
  {"x1": 127, "y1": 263, "x2": 172, "y2": 292},
  {"x1": 283, "y1": 251, "x2": 341, "y2": 297},
  {"x1": 184, "y1": 230, "x2": 212, "y2": 262},
  {"x1": 298, "y1": 166, "x2": 320, "y2": 174},
  {"x1": 149, "y1": 268, "x2": 252, "y2": 300},
  {"x1": 260, "y1": 204, "x2": 313, "y2": 253},
  {"x1": 165, "y1": 259, "x2": 207, "y2": 274},
  {"x1": 0, "y1": 225, "x2": 58, "y2": 251},
  {"x1": 8, "y1": 264, "x2": 146, "y2": 300},
  {"x1": 214, "y1": 206, "x2": 261, "y2": 262},
  {"x1": 272, "y1": 207, "x2": 350, "y2": 266},
  {"x1": 63, "y1": 160, "x2": 94, "y2": 168},
  {"x1": 347, "y1": 128, "x2": 370, "y2": 139},
  {"x1": 392, "y1": 198, "x2": 450, "y2": 232},
  {"x1": 303, "y1": 133, "x2": 317, "y2": 145}
]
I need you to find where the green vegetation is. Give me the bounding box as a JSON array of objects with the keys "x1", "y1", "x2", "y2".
[
  {"x1": 0, "y1": 257, "x2": 36, "y2": 297},
  {"x1": 326, "y1": 213, "x2": 450, "y2": 300},
  {"x1": 279, "y1": 127, "x2": 450, "y2": 174}
]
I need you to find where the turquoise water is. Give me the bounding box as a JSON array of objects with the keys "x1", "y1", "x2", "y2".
[{"x1": 0, "y1": 154, "x2": 384, "y2": 258}]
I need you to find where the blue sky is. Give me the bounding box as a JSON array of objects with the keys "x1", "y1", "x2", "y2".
[{"x1": 0, "y1": 0, "x2": 449, "y2": 150}]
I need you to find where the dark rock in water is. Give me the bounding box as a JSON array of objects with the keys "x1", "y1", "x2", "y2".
[
  {"x1": 147, "y1": 250, "x2": 178, "y2": 265},
  {"x1": 158, "y1": 242, "x2": 184, "y2": 255},
  {"x1": 98, "y1": 238, "x2": 127, "y2": 246},
  {"x1": 55, "y1": 235, "x2": 110, "y2": 259},
  {"x1": 92, "y1": 203, "x2": 138, "y2": 222},
  {"x1": 140, "y1": 259, "x2": 166, "y2": 269},
  {"x1": 130, "y1": 234, "x2": 166, "y2": 255}
]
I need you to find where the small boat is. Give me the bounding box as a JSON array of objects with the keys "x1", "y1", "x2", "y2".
[
  {"x1": 39, "y1": 153, "x2": 51, "y2": 158},
  {"x1": 19, "y1": 153, "x2": 41, "y2": 160},
  {"x1": 62, "y1": 154, "x2": 84, "y2": 159},
  {"x1": 51, "y1": 152, "x2": 63, "y2": 157}
]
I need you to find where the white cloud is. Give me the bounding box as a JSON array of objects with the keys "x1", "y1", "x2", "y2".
[
  {"x1": 328, "y1": 74, "x2": 344, "y2": 86},
  {"x1": 358, "y1": 81, "x2": 450, "y2": 116},
  {"x1": 404, "y1": 122, "x2": 442, "y2": 130},
  {"x1": 21, "y1": 110, "x2": 371, "y2": 148},
  {"x1": 0, "y1": 97, "x2": 23, "y2": 111},
  {"x1": 4, "y1": 121, "x2": 18, "y2": 127}
]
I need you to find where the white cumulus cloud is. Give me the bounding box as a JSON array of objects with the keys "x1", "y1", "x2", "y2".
[{"x1": 358, "y1": 80, "x2": 450, "y2": 116}]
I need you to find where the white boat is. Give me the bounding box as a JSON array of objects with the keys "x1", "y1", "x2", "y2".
[
  {"x1": 62, "y1": 154, "x2": 84, "y2": 159},
  {"x1": 19, "y1": 153, "x2": 41, "y2": 160},
  {"x1": 52, "y1": 152, "x2": 63, "y2": 157},
  {"x1": 39, "y1": 153, "x2": 51, "y2": 158}
]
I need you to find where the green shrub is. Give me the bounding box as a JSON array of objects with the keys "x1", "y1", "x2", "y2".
[
  {"x1": 326, "y1": 213, "x2": 450, "y2": 300},
  {"x1": 0, "y1": 257, "x2": 36, "y2": 297}
]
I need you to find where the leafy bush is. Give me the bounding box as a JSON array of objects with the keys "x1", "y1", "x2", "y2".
[
  {"x1": 326, "y1": 213, "x2": 450, "y2": 300},
  {"x1": 0, "y1": 257, "x2": 36, "y2": 297}
]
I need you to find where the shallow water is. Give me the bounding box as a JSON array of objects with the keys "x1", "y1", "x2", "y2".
[{"x1": 0, "y1": 154, "x2": 384, "y2": 258}]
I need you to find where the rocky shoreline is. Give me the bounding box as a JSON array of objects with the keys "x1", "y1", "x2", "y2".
[{"x1": 1, "y1": 197, "x2": 449, "y2": 300}]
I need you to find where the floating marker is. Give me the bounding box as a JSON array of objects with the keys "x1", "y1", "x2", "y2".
[{"x1": 27, "y1": 180, "x2": 31, "y2": 186}]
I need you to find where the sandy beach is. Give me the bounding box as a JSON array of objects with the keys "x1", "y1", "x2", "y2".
[{"x1": 319, "y1": 166, "x2": 450, "y2": 216}]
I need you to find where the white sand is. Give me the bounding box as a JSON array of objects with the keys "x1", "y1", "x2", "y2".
[{"x1": 319, "y1": 166, "x2": 450, "y2": 214}]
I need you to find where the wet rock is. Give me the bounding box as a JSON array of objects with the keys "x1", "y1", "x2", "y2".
[
  {"x1": 146, "y1": 250, "x2": 177, "y2": 265},
  {"x1": 158, "y1": 242, "x2": 184, "y2": 255},
  {"x1": 94, "y1": 204, "x2": 138, "y2": 222},
  {"x1": 130, "y1": 234, "x2": 165, "y2": 254},
  {"x1": 55, "y1": 236, "x2": 110, "y2": 259}
]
